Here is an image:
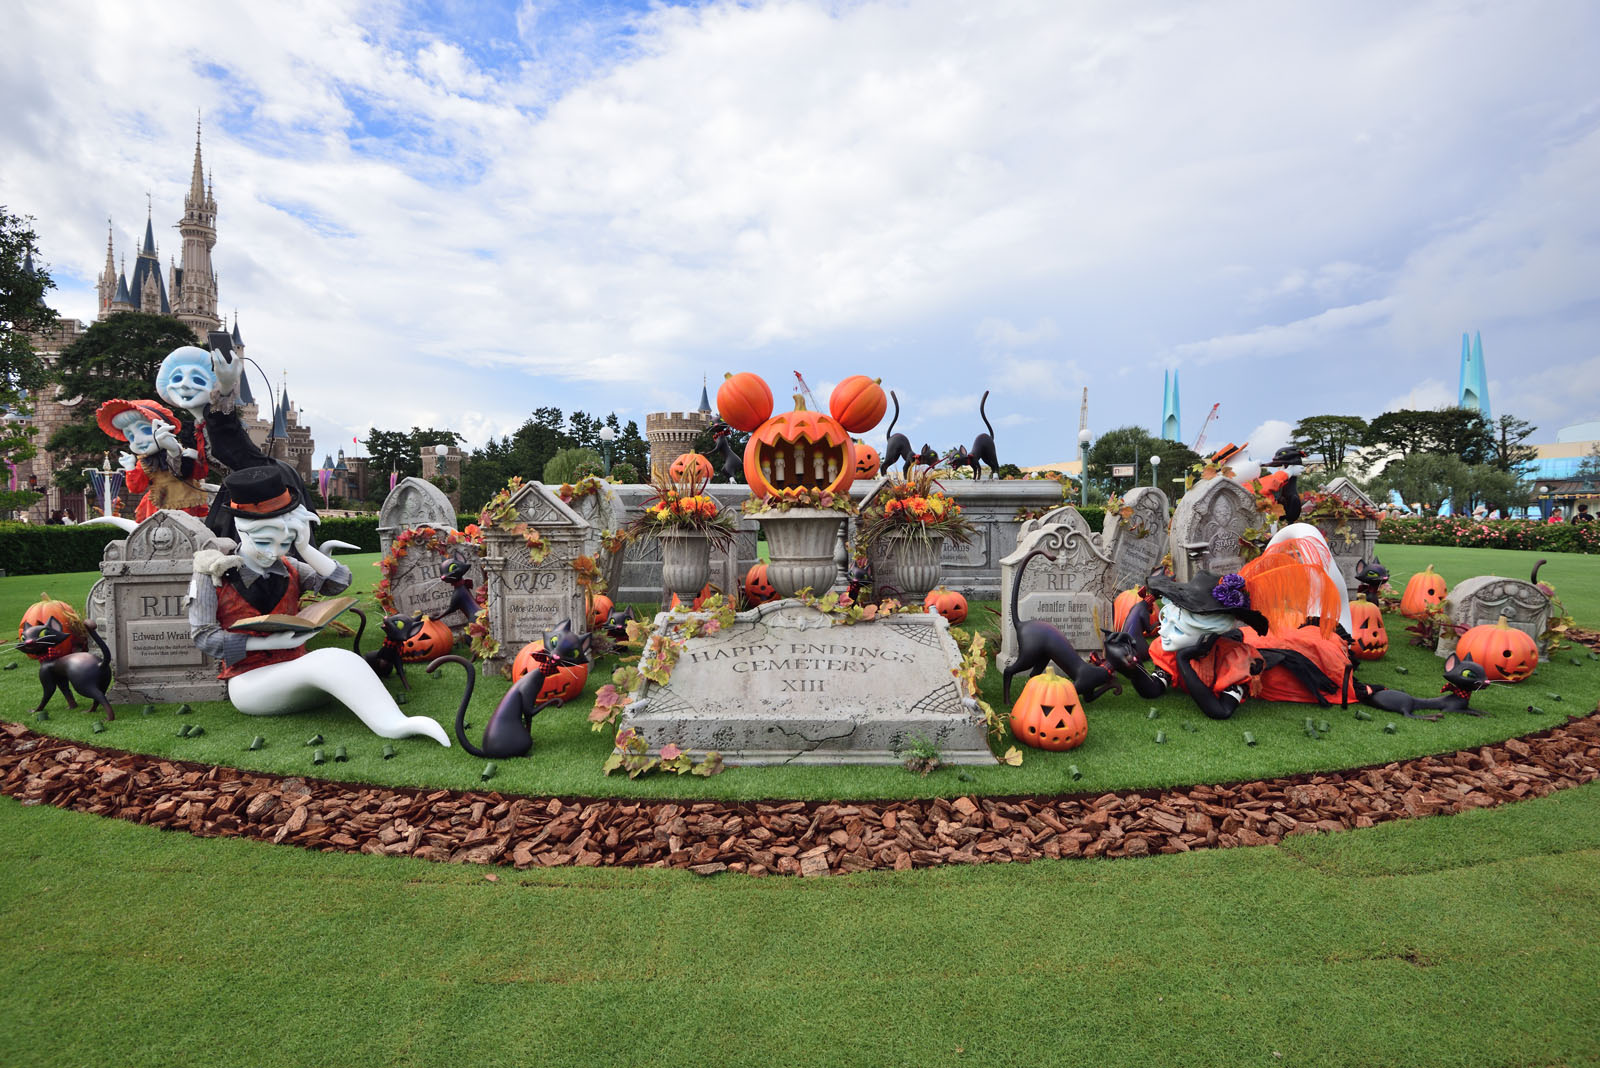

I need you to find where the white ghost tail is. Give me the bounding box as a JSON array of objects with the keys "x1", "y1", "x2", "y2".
[
  {"x1": 225, "y1": 648, "x2": 451, "y2": 746},
  {"x1": 81, "y1": 515, "x2": 138, "y2": 533}
]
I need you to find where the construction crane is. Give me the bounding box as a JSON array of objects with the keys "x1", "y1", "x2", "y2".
[
  {"x1": 793, "y1": 371, "x2": 817, "y2": 409},
  {"x1": 1191, "y1": 403, "x2": 1220, "y2": 453}
]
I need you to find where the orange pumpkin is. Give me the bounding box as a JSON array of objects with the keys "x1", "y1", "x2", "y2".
[
  {"x1": 669, "y1": 452, "x2": 713, "y2": 493},
  {"x1": 400, "y1": 616, "x2": 454, "y2": 661},
  {"x1": 588, "y1": 594, "x2": 614, "y2": 629},
  {"x1": 923, "y1": 588, "x2": 968, "y2": 625},
  {"x1": 1454, "y1": 615, "x2": 1540, "y2": 682},
  {"x1": 512, "y1": 641, "x2": 590, "y2": 702},
  {"x1": 717, "y1": 372, "x2": 775, "y2": 432},
  {"x1": 1348, "y1": 598, "x2": 1388, "y2": 661},
  {"x1": 743, "y1": 397, "x2": 857, "y2": 497},
  {"x1": 1399, "y1": 565, "x2": 1448, "y2": 619},
  {"x1": 853, "y1": 440, "x2": 881, "y2": 479},
  {"x1": 1009, "y1": 668, "x2": 1087, "y2": 751},
  {"x1": 18, "y1": 594, "x2": 86, "y2": 662},
  {"x1": 829, "y1": 376, "x2": 887, "y2": 434},
  {"x1": 744, "y1": 564, "x2": 779, "y2": 606}
]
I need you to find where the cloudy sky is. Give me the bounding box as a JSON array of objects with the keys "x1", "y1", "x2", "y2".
[{"x1": 6, "y1": 0, "x2": 1598, "y2": 465}]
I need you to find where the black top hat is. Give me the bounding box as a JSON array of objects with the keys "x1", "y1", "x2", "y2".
[
  {"x1": 221, "y1": 465, "x2": 298, "y2": 519},
  {"x1": 1147, "y1": 569, "x2": 1270, "y2": 635}
]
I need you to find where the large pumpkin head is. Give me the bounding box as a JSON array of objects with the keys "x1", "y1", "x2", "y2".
[
  {"x1": 716, "y1": 372, "x2": 775, "y2": 432},
  {"x1": 400, "y1": 616, "x2": 454, "y2": 662},
  {"x1": 1400, "y1": 565, "x2": 1448, "y2": 619},
  {"x1": 743, "y1": 396, "x2": 857, "y2": 497},
  {"x1": 1455, "y1": 615, "x2": 1539, "y2": 682},
  {"x1": 668, "y1": 452, "x2": 713, "y2": 493},
  {"x1": 744, "y1": 563, "x2": 779, "y2": 606},
  {"x1": 923, "y1": 588, "x2": 968, "y2": 625},
  {"x1": 853, "y1": 440, "x2": 881, "y2": 479},
  {"x1": 1010, "y1": 668, "x2": 1087, "y2": 751},
  {"x1": 17, "y1": 595, "x2": 86, "y2": 662},
  {"x1": 1348, "y1": 598, "x2": 1388, "y2": 660},
  {"x1": 512, "y1": 641, "x2": 590, "y2": 702}
]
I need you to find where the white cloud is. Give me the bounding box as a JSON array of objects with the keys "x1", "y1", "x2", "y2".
[
  {"x1": 1384, "y1": 377, "x2": 1454, "y2": 413},
  {"x1": 1169, "y1": 298, "x2": 1395, "y2": 366}
]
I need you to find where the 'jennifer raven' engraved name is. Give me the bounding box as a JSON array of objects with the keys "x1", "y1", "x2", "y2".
[{"x1": 686, "y1": 641, "x2": 913, "y2": 675}]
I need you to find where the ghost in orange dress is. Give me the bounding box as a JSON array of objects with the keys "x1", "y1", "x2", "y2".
[{"x1": 96, "y1": 398, "x2": 209, "y2": 522}]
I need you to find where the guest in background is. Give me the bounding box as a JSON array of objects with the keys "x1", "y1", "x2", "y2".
[{"x1": 1573, "y1": 503, "x2": 1592, "y2": 523}]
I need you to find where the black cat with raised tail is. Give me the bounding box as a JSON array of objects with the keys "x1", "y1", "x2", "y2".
[
  {"x1": 430, "y1": 653, "x2": 566, "y2": 759},
  {"x1": 438, "y1": 559, "x2": 481, "y2": 624},
  {"x1": 882, "y1": 391, "x2": 937, "y2": 476},
  {"x1": 945, "y1": 390, "x2": 1000, "y2": 479},
  {"x1": 1001, "y1": 548, "x2": 1121, "y2": 704},
  {"x1": 349, "y1": 607, "x2": 424, "y2": 691},
  {"x1": 20, "y1": 618, "x2": 116, "y2": 720},
  {"x1": 1353, "y1": 556, "x2": 1389, "y2": 601}
]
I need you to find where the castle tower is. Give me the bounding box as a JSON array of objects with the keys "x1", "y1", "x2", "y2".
[
  {"x1": 124, "y1": 210, "x2": 170, "y2": 315},
  {"x1": 172, "y1": 118, "x2": 220, "y2": 336},
  {"x1": 645, "y1": 384, "x2": 714, "y2": 479},
  {"x1": 1458, "y1": 332, "x2": 1490, "y2": 421},
  {"x1": 96, "y1": 222, "x2": 116, "y2": 316},
  {"x1": 1161, "y1": 369, "x2": 1181, "y2": 442}
]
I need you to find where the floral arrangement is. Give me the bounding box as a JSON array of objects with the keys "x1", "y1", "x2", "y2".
[
  {"x1": 741, "y1": 485, "x2": 855, "y2": 516},
  {"x1": 467, "y1": 605, "x2": 498, "y2": 662},
  {"x1": 1378, "y1": 517, "x2": 1600, "y2": 555},
  {"x1": 1211, "y1": 573, "x2": 1247, "y2": 608},
  {"x1": 627, "y1": 473, "x2": 736, "y2": 550},
  {"x1": 856, "y1": 470, "x2": 973, "y2": 552},
  {"x1": 476, "y1": 477, "x2": 550, "y2": 564},
  {"x1": 374, "y1": 524, "x2": 484, "y2": 614}
]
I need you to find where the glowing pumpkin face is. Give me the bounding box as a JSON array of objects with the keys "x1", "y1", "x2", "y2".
[
  {"x1": 668, "y1": 584, "x2": 714, "y2": 611},
  {"x1": 1348, "y1": 599, "x2": 1388, "y2": 660},
  {"x1": 1009, "y1": 669, "x2": 1087, "y2": 751},
  {"x1": 1454, "y1": 615, "x2": 1540, "y2": 682},
  {"x1": 853, "y1": 440, "x2": 881, "y2": 479},
  {"x1": 17, "y1": 595, "x2": 85, "y2": 662},
  {"x1": 923, "y1": 588, "x2": 968, "y2": 625},
  {"x1": 668, "y1": 452, "x2": 713, "y2": 493},
  {"x1": 400, "y1": 616, "x2": 454, "y2": 662},
  {"x1": 744, "y1": 564, "x2": 779, "y2": 606},
  {"x1": 512, "y1": 641, "x2": 590, "y2": 702},
  {"x1": 743, "y1": 402, "x2": 857, "y2": 497},
  {"x1": 1400, "y1": 565, "x2": 1448, "y2": 619}
]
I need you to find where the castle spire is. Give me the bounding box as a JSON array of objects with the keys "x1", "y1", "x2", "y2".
[{"x1": 189, "y1": 114, "x2": 206, "y2": 203}]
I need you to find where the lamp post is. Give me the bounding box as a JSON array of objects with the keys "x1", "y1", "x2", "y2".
[
  {"x1": 81, "y1": 452, "x2": 114, "y2": 519},
  {"x1": 1149, "y1": 454, "x2": 1160, "y2": 489},
  {"x1": 599, "y1": 425, "x2": 617, "y2": 477},
  {"x1": 1077, "y1": 427, "x2": 1092, "y2": 508},
  {"x1": 1538, "y1": 485, "x2": 1550, "y2": 521}
]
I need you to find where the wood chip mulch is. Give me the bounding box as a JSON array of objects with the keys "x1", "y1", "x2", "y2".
[{"x1": 3, "y1": 713, "x2": 1599, "y2": 878}]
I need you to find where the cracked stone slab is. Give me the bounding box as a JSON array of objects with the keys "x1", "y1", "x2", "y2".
[{"x1": 619, "y1": 600, "x2": 996, "y2": 766}]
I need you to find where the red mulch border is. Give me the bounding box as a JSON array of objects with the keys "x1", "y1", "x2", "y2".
[{"x1": 4, "y1": 712, "x2": 1599, "y2": 877}]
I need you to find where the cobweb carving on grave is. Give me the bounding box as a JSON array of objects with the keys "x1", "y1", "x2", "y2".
[
  {"x1": 642, "y1": 686, "x2": 698, "y2": 718},
  {"x1": 907, "y1": 685, "x2": 962, "y2": 716},
  {"x1": 886, "y1": 622, "x2": 941, "y2": 649}
]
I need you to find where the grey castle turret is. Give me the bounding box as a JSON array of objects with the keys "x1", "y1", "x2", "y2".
[{"x1": 644, "y1": 377, "x2": 714, "y2": 479}]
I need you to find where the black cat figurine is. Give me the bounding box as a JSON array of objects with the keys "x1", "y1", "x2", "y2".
[
  {"x1": 602, "y1": 605, "x2": 638, "y2": 644},
  {"x1": 945, "y1": 390, "x2": 999, "y2": 479},
  {"x1": 711, "y1": 423, "x2": 745, "y2": 484},
  {"x1": 1353, "y1": 556, "x2": 1389, "y2": 601},
  {"x1": 350, "y1": 607, "x2": 424, "y2": 691},
  {"x1": 438, "y1": 558, "x2": 481, "y2": 624},
  {"x1": 544, "y1": 618, "x2": 593, "y2": 665},
  {"x1": 430, "y1": 654, "x2": 565, "y2": 759},
  {"x1": 882, "y1": 391, "x2": 938, "y2": 475},
  {"x1": 1357, "y1": 653, "x2": 1491, "y2": 720},
  {"x1": 1099, "y1": 629, "x2": 1167, "y2": 699},
  {"x1": 1001, "y1": 548, "x2": 1121, "y2": 704},
  {"x1": 20, "y1": 618, "x2": 116, "y2": 720}
]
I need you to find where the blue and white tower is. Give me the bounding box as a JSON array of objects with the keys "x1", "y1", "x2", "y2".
[
  {"x1": 1458, "y1": 332, "x2": 1490, "y2": 421},
  {"x1": 1161, "y1": 369, "x2": 1181, "y2": 442}
]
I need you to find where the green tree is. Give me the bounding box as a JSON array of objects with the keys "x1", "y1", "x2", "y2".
[
  {"x1": 1488, "y1": 414, "x2": 1538, "y2": 473},
  {"x1": 46, "y1": 312, "x2": 198, "y2": 491},
  {"x1": 1364, "y1": 409, "x2": 1437, "y2": 460},
  {"x1": 1086, "y1": 426, "x2": 1199, "y2": 496},
  {"x1": 1460, "y1": 463, "x2": 1529, "y2": 514},
  {"x1": 543, "y1": 447, "x2": 603, "y2": 484},
  {"x1": 618, "y1": 420, "x2": 649, "y2": 474},
  {"x1": 1372, "y1": 453, "x2": 1472, "y2": 514},
  {"x1": 1428, "y1": 408, "x2": 1493, "y2": 464},
  {"x1": 1290, "y1": 415, "x2": 1368, "y2": 468},
  {"x1": 361, "y1": 426, "x2": 465, "y2": 504},
  {"x1": 461, "y1": 435, "x2": 514, "y2": 510},
  {"x1": 1576, "y1": 443, "x2": 1600, "y2": 479},
  {"x1": 1, "y1": 208, "x2": 55, "y2": 474},
  {"x1": 509, "y1": 407, "x2": 572, "y2": 481}
]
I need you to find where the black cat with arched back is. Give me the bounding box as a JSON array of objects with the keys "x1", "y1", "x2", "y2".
[
  {"x1": 944, "y1": 390, "x2": 1000, "y2": 479},
  {"x1": 1353, "y1": 557, "x2": 1389, "y2": 601},
  {"x1": 438, "y1": 558, "x2": 481, "y2": 624},
  {"x1": 20, "y1": 618, "x2": 116, "y2": 720}
]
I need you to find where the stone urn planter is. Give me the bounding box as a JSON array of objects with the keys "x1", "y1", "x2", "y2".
[
  {"x1": 879, "y1": 529, "x2": 944, "y2": 601},
  {"x1": 755, "y1": 508, "x2": 846, "y2": 598},
  {"x1": 657, "y1": 530, "x2": 712, "y2": 603}
]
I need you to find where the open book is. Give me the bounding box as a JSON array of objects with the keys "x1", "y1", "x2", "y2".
[{"x1": 232, "y1": 596, "x2": 359, "y2": 634}]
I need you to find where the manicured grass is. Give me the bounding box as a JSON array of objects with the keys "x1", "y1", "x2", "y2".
[
  {"x1": 2, "y1": 783, "x2": 1599, "y2": 1067},
  {"x1": 1376, "y1": 542, "x2": 1600, "y2": 620},
  {"x1": 5, "y1": 548, "x2": 1599, "y2": 801}
]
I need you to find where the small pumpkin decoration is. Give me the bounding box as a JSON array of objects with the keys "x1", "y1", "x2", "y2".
[
  {"x1": 1400, "y1": 565, "x2": 1448, "y2": 619},
  {"x1": 400, "y1": 616, "x2": 454, "y2": 662},
  {"x1": 18, "y1": 594, "x2": 86, "y2": 661},
  {"x1": 1455, "y1": 615, "x2": 1540, "y2": 682},
  {"x1": 668, "y1": 452, "x2": 713, "y2": 493},
  {"x1": 588, "y1": 593, "x2": 614, "y2": 629},
  {"x1": 828, "y1": 375, "x2": 888, "y2": 433},
  {"x1": 853, "y1": 440, "x2": 881, "y2": 479},
  {"x1": 1348, "y1": 597, "x2": 1388, "y2": 660},
  {"x1": 512, "y1": 641, "x2": 590, "y2": 702},
  {"x1": 716, "y1": 372, "x2": 775, "y2": 432},
  {"x1": 744, "y1": 563, "x2": 779, "y2": 606},
  {"x1": 1009, "y1": 667, "x2": 1087, "y2": 751},
  {"x1": 923, "y1": 588, "x2": 968, "y2": 625}
]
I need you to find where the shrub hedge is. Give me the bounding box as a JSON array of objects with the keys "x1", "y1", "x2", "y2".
[{"x1": 1378, "y1": 516, "x2": 1600, "y2": 554}]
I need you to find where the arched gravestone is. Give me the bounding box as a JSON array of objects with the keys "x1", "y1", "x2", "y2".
[
  {"x1": 479, "y1": 481, "x2": 590, "y2": 675},
  {"x1": 1435, "y1": 576, "x2": 1553, "y2": 660},
  {"x1": 87, "y1": 510, "x2": 228, "y2": 702},
  {"x1": 997, "y1": 519, "x2": 1117, "y2": 670},
  {"x1": 1019, "y1": 504, "x2": 1094, "y2": 542},
  {"x1": 377, "y1": 477, "x2": 458, "y2": 556},
  {"x1": 1168, "y1": 477, "x2": 1261, "y2": 582},
  {"x1": 1099, "y1": 486, "x2": 1170, "y2": 591},
  {"x1": 385, "y1": 535, "x2": 485, "y2": 628}
]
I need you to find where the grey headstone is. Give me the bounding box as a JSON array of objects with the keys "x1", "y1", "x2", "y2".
[
  {"x1": 1435, "y1": 575, "x2": 1553, "y2": 659},
  {"x1": 386, "y1": 535, "x2": 484, "y2": 628},
  {"x1": 1100, "y1": 486, "x2": 1170, "y2": 591},
  {"x1": 1168, "y1": 477, "x2": 1262, "y2": 581},
  {"x1": 997, "y1": 521, "x2": 1117, "y2": 670},
  {"x1": 562, "y1": 479, "x2": 630, "y2": 597},
  {"x1": 1311, "y1": 477, "x2": 1380, "y2": 594},
  {"x1": 1019, "y1": 504, "x2": 1094, "y2": 542},
  {"x1": 87, "y1": 510, "x2": 228, "y2": 702},
  {"x1": 376, "y1": 477, "x2": 458, "y2": 556},
  {"x1": 479, "y1": 481, "x2": 590, "y2": 674},
  {"x1": 620, "y1": 600, "x2": 993, "y2": 765}
]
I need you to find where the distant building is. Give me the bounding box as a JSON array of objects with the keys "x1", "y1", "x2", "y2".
[
  {"x1": 1457, "y1": 331, "x2": 1490, "y2": 421},
  {"x1": 644, "y1": 379, "x2": 714, "y2": 480},
  {"x1": 1161, "y1": 369, "x2": 1181, "y2": 442}
]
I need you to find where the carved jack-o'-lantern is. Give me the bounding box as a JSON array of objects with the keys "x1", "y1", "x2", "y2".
[
  {"x1": 668, "y1": 452, "x2": 713, "y2": 493},
  {"x1": 923, "y1": 588, "x2": 968, "y2": 625},
  {"x1": 588, "y1": 594, "x2": 614, "y2": 630},
  {"x1": 1400, "y1": 565, "x2": 1448, "y2": 619},
  {"x1": 1454, "y1": 615, "x2": 1540, "y2": 682},
  {"x1": 853, "y1": 440, "x2": 881, "y2": 479},
  {"x1": 17, "y1": 595, "x2": 86, "y2": 662},
  {"x1": 400, "y1": 616, "x2": 454, "y2": 662},
  {"x1": 1010, "y1": 668, "x2": 1087, "y2": 751},
  {"x1": 744, "y1": 564, "x2": 779, "y2": 606},
  {"x1": 512, "y1": 641, "x2": 590, "y2": 702},
  {"x1": 726, "y1": 373, "x2": 888, "y2": 499},
  {"x1": 1348, "y1": 598, "x2": 1388, "y2": 660}
]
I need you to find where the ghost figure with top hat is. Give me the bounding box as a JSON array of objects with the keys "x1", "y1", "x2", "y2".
[
  {"x1": 96, "y1": 398, "x2": 210, "y2": 522},
  {"x1": 188, "y1": 466, "x2": 450, "y2": 745}
]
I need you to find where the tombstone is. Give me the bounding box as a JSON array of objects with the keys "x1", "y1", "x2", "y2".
[
  {"x1": 1435, "y1": 576, "x2": 1553, "y2": 659},
  {"x1": 561, "y1": 479, "x2": 630, "y2": 597},
  {"x1": 997, "y1": 519, "x2": 1117, "y2": 670},
  {"x1": 86, "y1": 510, "x2": 229, "y2": 702},
  {"x1": 1099, "y1": 486, "x2": 1170, "y2": 591},
  {"x1": 1167, "y1": 477, "x2": 1261, "y2": 582},
  {"x1": 1308, "y1": 477, "x2": 1380, "y2": 594},
  {"x1": 385, "y1": 535, "x2": 485, "y2": 627},
  {"x1": 376, "y1": 477, "x2": 459, "y2": 556},
  {"x1": 619, "y1": 600, "x2": 992, "y2": 765},
  {"x1": 1019, "y1": 504, "x2": 1094, "y2": 542},
  {"x1": 478, "y1": 481, "x2": 590, "y2": 675}
]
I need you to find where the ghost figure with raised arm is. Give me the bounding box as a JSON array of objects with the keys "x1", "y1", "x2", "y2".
[{"x1": 189, "y1": 467, "x2": 449, "y2": 745}]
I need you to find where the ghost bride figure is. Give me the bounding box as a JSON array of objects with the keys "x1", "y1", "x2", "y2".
[{"x1": 188, "y1": 467, "x2": 449, "y2": 745}]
